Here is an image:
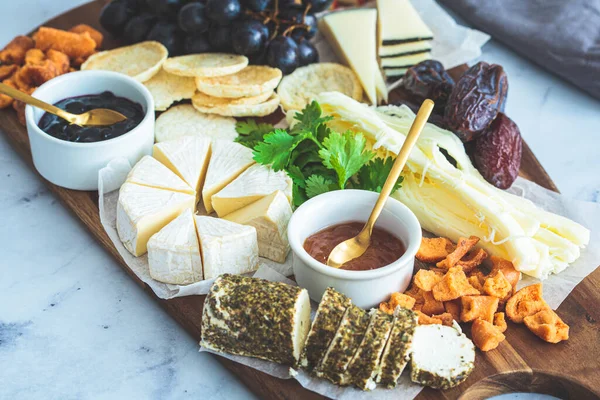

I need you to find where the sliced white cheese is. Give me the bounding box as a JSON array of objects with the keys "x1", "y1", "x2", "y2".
[
  {"x1": 383, "y1": 67, "x2": 409, "y2": 78},
  {"x1": 202, "y1": 140, "x2": 255, "y2": 214},
  {"x1": 320, "y1": 9, "x2": 379, "y2": 105},
  {"x1": 380, "y1": 40, "x2": 432, "y2": 58},
  {"x1": 377, "y1": 0, "x2": 433, "y2": 46},
  {"x1": 126, "y1": 155, "x2": 194, "y2": 195},
  {"x1": 223, "y1": 190, "x2": 292, "y2": 263},
  {"x1": 211, "y1": 164, "x2": 292, "y2": 217},
  {"x1": 381, "y1": 52, "x2": 431, "y2": 69},
  {"x1": 148, "y1": 208, "x2": 203, "y2": 284},
  {"x1": 153, "y1": 136, "x2": 211, "y2": 195},
  {"x1": 194, "y1": 216, "x2": 259, "y2": 278},
  {"x1": 116, "y1": 183, "x2": 195, "y2": 256},
  {"x1": 374, "y1": 60, "x2": 388, "y2": 104}
]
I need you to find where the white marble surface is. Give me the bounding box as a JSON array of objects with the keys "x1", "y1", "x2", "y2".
[{"x1": 0, "y1": 1, "x2": 599, "y2": 400}]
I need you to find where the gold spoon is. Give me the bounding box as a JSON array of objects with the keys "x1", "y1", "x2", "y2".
[
  {"x1": 0, "y1": 82, "x2": 127, "y2": 126},
  {"x1": 326, "y1": 99, "x2": 435, "y2": 269}
]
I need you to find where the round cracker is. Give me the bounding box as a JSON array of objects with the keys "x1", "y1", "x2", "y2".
[
  {"x1": 191, "y1": 90, "x2": 273, "y2": 108},
  {"x1": 81, "y1": 41, "x2": 168, "y2": 82},
  {"x1": 155, "y1": 104, "x2": 238, "y2": 143},
  {"x1": 192, "y1": 93, "x2": 281, "y2": 117},
  {"x1": 195, "y1": 66, "x2": 282, "y2": 98},
  {"x1": 163, "y1": 53, "x2": 248, "y2": 77},
  {"x1": 277, "y1": 63, "x2": 363, "y2": 111},
  {"x1": 143, "y1": 68, "x2": 196, "y2": 111}
]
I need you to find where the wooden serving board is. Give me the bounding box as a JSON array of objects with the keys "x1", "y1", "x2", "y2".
[{"x1": 2, "y1": 2, "x2": 599, "y2": 398}]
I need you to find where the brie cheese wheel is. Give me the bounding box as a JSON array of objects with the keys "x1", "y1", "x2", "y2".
[
  {"x1": 320, "y1": 9, "x2": 384, "y2": 105},
  {"x1": 381, "y1": 52, "x2": 431, "y2": 69},
  {"x1": 147, "y1": 209, "x2": 203, "y2": 285},
  {"x1": 223, "y1": 190, "x2": 292, "y2": 263},
  {"x1": 126, "y1": 155, "x2": 194, "y2": 195},
  {"x1": 377, "y1": 0, "x2": 433, "y2": 46},
  {"x1": 380, "y1": 40, "x2": 432, "y2": 58},
  {"x1": 116, "y1": 183, "x2": 196, "y2": 256},
  {"x1": 195, "y1": 216, "x2": 259, "y2": 278},
  {"x1": 202, "y1": 140, "x2": 255, "y2": 214},
  {"x1": 211, "y1": 164, "x2": 292, "y2": 217},
  {"x1": 153, "y1": 136, "x2": 211, "y2": 194}
]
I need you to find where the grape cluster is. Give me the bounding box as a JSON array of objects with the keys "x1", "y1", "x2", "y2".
[{"x1": 99, "y1": 0, "x2": 331, "y2": 74}]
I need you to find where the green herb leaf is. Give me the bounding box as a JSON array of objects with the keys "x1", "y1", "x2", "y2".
[
  {"x1": 235, "y1": 120, "x2": 274, "y2": 149},
  {"x1": 305, "y1": 175, "x2": 335, "y2": 198},
  {"x1": 292, "y1": 184, "x2": 308, "y2": 208},
  {"x1": 253, "y1": 129, "x2": 305, "y2": 171},
  {"x1": 318, "y1": 131, "x2": 375, "y2": 189},
  {"x1": 286, "y1": 165, "x2": 306, "y2": 189},
  {"x1": 354, "y1": 157, "x2": 404, "y2": 193},
  {"x1": 291, "y1": 101, "x2": 333, "y2": 136}
]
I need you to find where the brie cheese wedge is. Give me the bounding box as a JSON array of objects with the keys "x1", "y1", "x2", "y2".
[
  {"x1": 211, "y1": 164, "x2": 292, "y2": 217},
  {"x1": 202, "y1": 140, "x2": 255, "y2": 214},
  {"x1": 153, "y1": 136, "x2": 211, "y2": 195},
  {"x1": 148, "y1": 208, "x2": 203, "y2": 284},
  {"x1": 194, "y1": 216, "x2": 259, "y2": 278},
  {"x1": 116, "y1": 183, "x2": 195, "y2": 256},
  {"x1": 126, "y1": 155, "x2": 194, "y2": 195},
  {"x1": 223, "y1": 190, "x2": 292, "y2": 263},
  {"x1": 377, "y1": 0, "x2": 433, "y2": 46}
]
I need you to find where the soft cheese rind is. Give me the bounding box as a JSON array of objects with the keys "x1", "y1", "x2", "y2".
[
  {"x1": 126, "y1": 155, "x2": 194, "y2": 195},
  {"x1": 201, "y1": 274, "x2": 312, "y2": 365}
]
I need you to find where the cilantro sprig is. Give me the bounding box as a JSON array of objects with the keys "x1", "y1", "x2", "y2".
[{"x1": 235, "y1": 101, "x2": 403, "y2": 207}]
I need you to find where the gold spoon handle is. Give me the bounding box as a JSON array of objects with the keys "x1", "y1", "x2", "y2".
[
  {"x1": 361, "y1": 99, "x2": 435, "y2": 238},
  {"x1": 0, "y1": 82, "x2": 76, "y2": 123}
]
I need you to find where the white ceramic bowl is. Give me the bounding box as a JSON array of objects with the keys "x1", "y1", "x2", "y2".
[
  {"x1": 288, "y1": 190, "x2": 422, "y2": 309},
  {"x1": 25, "y1": 70, "x2": 155, "y2": 191}
]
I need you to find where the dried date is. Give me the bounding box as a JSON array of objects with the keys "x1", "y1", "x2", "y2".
[
  {"x1": 444, "y1": 62, "x2": 508, "y2": 142},
  {"x1": 470, "y1": 112, "x2": 522, "y2": 189},
  {"x1": 401, "y1": 60, "x2": 454, "y2": 113}
]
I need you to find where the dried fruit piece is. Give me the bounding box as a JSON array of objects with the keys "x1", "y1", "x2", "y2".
[
  {"x1": 460, "y1": 295, "x2": 499, "y2": 323},
  {"x1": 444, "y1": 61, "x2": 508, "y2": 142},
  {"x1": 493, "y1": 312, "x2": 507, "y2": 333},
  {"x1": 379, "y1": 292, "x2": 416, "y2": 314},
  {"x1": 471, "y1": 319, "x2": 505, "y2": 351},
  {"x1": 523, "y1": 309, "x2": 569, "y2": 343},
  {"x1": 470, "y1": 112, "x2": 522, "y2": 189},
  {"x1": 483, "y1": 270, "x2": 513, "y2": 299},
  {"x1": 413, "y1": 269, "x2": 443, "y2": 291},
  {"x1": 437, "y1": 236, "x2": 479, "y2": 269},
  {"x1": 401, "y1": 60, "x2": 455, "y2": 113},
  {"x1": 415, "y1": 237, "x2": 456, "y2": 263},
  {"x1": 421, "y1": 291, "x2": 445, "y2": 316},
  {"x1": 456, "y1": 248, "x2": 488, "y2": 272},
  {"x1": 505, "y1": 283, "x2": 549, "y2": 323},
  {"x1": 432, "y1": 266, "x2": 480, "y2": 302}
]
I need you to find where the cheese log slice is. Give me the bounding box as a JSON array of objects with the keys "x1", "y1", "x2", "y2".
[
  {"x1": 202, "y1": 140, "x2": 255, "y2": 214},
  {"x1": 223, "y1": 190, "x2": 292, "y2": 263},
  {"x1": 126, "y1": 155, "x2": 194, "y2": 195},
  {"x1": 345, "y1": 310, "x2": 394, "y2": 390},
  {"x1": 380, "y1": 40, "x2": 432, "y2": 58},
  {"x1": 201, "y1": 274, "x2": 312, "y2": 365},
  {"x1": 377, "y1": 0, "x2": 433, "y2": 46},
  {"x1": 299, "y1": 288, "x2": 351, "y2": 372},
  {"x1": 376, "y1": 307, "x2": 418, "y2": 388},
  {"x1": 116, "y1": 183, "x2": 195, "y2": 256},
  {"x1": 212, "y1": 164, "x2": 292, "y2": 217},
  {"x1": 153, "y1": 136, "x2": 211, "y2": 195},
  {"x1": 381, "y1": 52, "x2": 432, "y2": 69},
  {"x1": 320, "y1": 9, "x2": 379, "y2": 105},
  {"x1": 147, "y1": 209, "x2": 202, "y2": 284},
  {"x1": 194, "y1": 216, "x2": 259, "y2": 278},
  {"x1": 410, "y1": 324, "x2": 475, "y2": 389},
  {"x1": 315, "y1": 304, "x2": 370, "y2": 385}
]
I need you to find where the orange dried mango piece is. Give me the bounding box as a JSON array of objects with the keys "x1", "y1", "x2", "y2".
[
  {"x1": 471, "y1": 319, "x2": 505, "y2": 351},
  {"x1": 456, "y1": 248, "x2": 488, "y2": 273},
  {"x1": 523, "y1": 309, "x2": 569, "y2": 343},
  {"x1": 34, "y1": 27, "x2": 96, "y2": 59},
  {"x1": 460, "y1": 295, "x2": 499, "y2": 323},
  {"x1": 489, "y1": 256, "x2": 520, "y2": 290},
  {"x1": 506, "y1": 283, "x2": 549, "y2": 323},
  {"x1": 69, "y1": 24, "x2": 104, "y2": 48},
  {"x1": 421, "y1": 291, "x2": 445, "y2": 316},
  {"x1": 379, "y1": 292, "x2": 416, "y2": 314},
  {"x1": 0, "y1": 35, "x2": 34, "y2": 65},
  {"x1": 436, "y1": 236, "x2": 479, "y2": 269},
  {"x1": 483, "y1": 270, "x2": 513, "y2": 299},
  {"x1": 432, "y1": 266, "x2": 480, "y2": 302},
  {"x1": 413, "y1": 269, "x2": 443, "y2": 291},
  {"x1": 417, "y1": 311, "x2": 442, "y2": 325},
  {"x1": 493, "y1": 312, "x2": 507, "y2": 333},
  {"x1": 444, "y1": 299, "x2": 461, "y2": 321},
  {"x1": 416, "y1": 237, "x2": 456, "y2": 263},
  {"x1": 431, "y1": 312, "x2": 454, "y2": 327}
]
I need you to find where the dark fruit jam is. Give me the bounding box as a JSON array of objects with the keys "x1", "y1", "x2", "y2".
[
  {"x1": 303, "y1": 221, "x2": 406, "y2": 271},
  {"x1": 38, "y1": 91, "x2": 144, "y2": 143}
]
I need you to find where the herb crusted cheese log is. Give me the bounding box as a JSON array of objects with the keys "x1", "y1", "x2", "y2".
[
  {"x1": 201, "y1": 274, "x2": 311, "y2": 365},
  {"x1": 299, "y1": 288, "x2": 351, "y2": 372}
]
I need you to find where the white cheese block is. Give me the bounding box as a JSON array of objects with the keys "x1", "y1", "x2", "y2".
[
  {"x1": 194, "y1": 216, "x2": 259, "y2": 278},
  {"x1": 380, "y1": 40, "x2": 432, "y2": 58},
  {"x1": 148, "y1": 209, "x2": 203, "y2": 284},
  {"x1": 116, "y1": 183, "x2": 196, "y2": 256},
  {"x1": 374, "y1": 60, "x2": 388, "y2": 103},
  {"x1": 202, "y1": 140, "x2": 255, "y2": 214},
  {"x1": 153, "y1": 136, "x2": 211, "y2": 195},
  {"x1": 377, "y1": 0, "x2": 433, "y2": 46},
  {"x1": 320, "y1": 9, "x2": 379, "y2": 105},
  {"x1": 211, "y1": 164, "x2": 292, "y2": 217},
  {"x1": 126, "y1": 155, "x2": 194, "y2": 195},
  {"x1": 381, "y1": 52, "x2": 432, "y2": 69},
  {"x1": 384, "y1": 67, "x2": 409, "y2": 78},
  {"x1": 223, "y1": 190, "x2": 292, "y2": 263}
]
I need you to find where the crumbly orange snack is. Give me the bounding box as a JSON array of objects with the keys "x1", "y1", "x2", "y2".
[
  {"x1": 460, "y1": 295, "x2": 499, "y2": 323},
  {"x1": 34, "y1": 27, "x2": 96, "y2": 59},
  {"x1": 421, "y1": 291, "x2": 445, "y2": 315},
  {"x1": 493, "y1": 312, "x2": 507, "y2": 333},
  {"x1": 46, "y1": 49, "x2": 70, "y2": 74},
  {"x1": 431, "y1": 312, "x2": 454, "y2": 327},
  {"x1": 417, "y1": 311, "x2": 443, "y2": 325},
  {"x1": 0, "y1": 79, "x2": 18, "y2": 108},
  {"x1": 505, "y1": 283, "x2": 549, "y2": 323},
  {"x1": 436, "y1": 236, "x2": 480, "y2": 269},
  {"x1": 483, "y1": 270, "x2": 513, "y2": 299},
  {"x1": 379, "y1": 292, "x2": 416, "y2": 314},
  {"x1": 13, "y1": 100, "x2": 26, "y2": 125},
  {"x1": 444, "y1": 299, "x2": 461, "y2": 321},
  {"x1": 404, "y1": 285, "x2": 425, "y2": 305},
  {"x1": 468, "y1": 275, "x2": 485, "y2": 292},
  {"x1": 17, "y1": 60, "x2": 59, "y2": 88},
  {"x1": 413, "y1": 269, "x2": 443, "y2": 291},
  {"x1": 0, "y1": 65, "x2": 18, "y2": 81},
  {"x1": 432, "y1": 266, "x2": 480, "y2": 302},
  {"x1": 456, "y1": 248, "x2": 488, "y2": 272},
  {"x1": 471, "y1": 319, "x2": 505, "y2": 351},
  {"x1": 416, "y1": 237, "x2": 456, "y2": 263},
  {"x1": 69, "y1": 24, "x2": 103, "y2": 48},
  {"x1": 523, "y1": 309, "x2": 569, "y2": 343},
  {"x1": 489, "y1": 256, "x2": 520, "y2": 290},
  {"x1": 0, "y1": 35, "x2": 34, "y2": 64},
  {"x1": 24, "y1": 48, "x2": 45, "y2": 65}
]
